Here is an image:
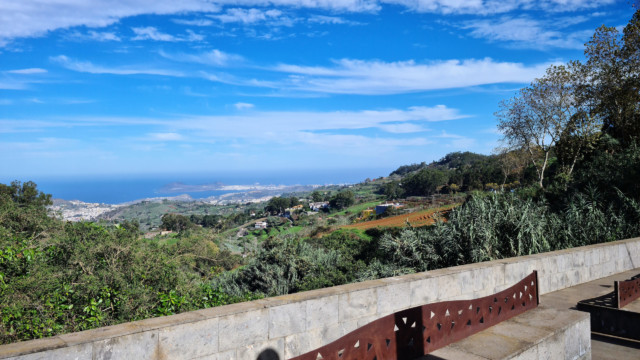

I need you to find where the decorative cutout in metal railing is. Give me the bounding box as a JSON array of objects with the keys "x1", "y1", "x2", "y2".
[
  {"x1": 616, "y1": 274, "x2": 640, "y2": 308},
  {"x1": 289, "y1": 271, "x2": 539, "y2": 360}
]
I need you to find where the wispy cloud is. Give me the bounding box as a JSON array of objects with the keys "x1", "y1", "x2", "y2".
[
  {"x1": 270, "y1": 58, "x2": 551, "y2": 94},
  {"x1": 131, "y1": 27, "x2": 203, "y2": 42},
  {"x1": 0, "y1": 0, "x2": 385, "y2": 42},
  {"x1": 47, "y1": 50, "x2": 551, "y2": 95},
  {"x1": 6, "y1": 105, "x2": 465, "y2": 137},
  {"x1": 50, "y1": 55, "x2": 184, "y2": 77},
  {"x1": 0, "y1": 1, "x2": 221, "y2": 45},
  {"x1": 172, "y1": 18, "x2": 214, "y2": 26},
  {"x1": 159, "y1": 49, "x2": 244, "y2": 66},
  {"x1": 308, "y1": 15, "x2": 362, "y2": 25},
  {"x1": 68, "y1": 30, "x2": 121, "y2": 42},
  {"x1": 539, "y1": 0, "x2": 616, "y2": 12},
  {"x1": 211, "y1": 8, "x2": 280, "y2": 24},
  {"x1": 208, "y1": 8, "x2": 299, "y2": 28},
  {"x1": 0, "y1": 68, "x2": 48, "y2": 90},
  {"x1": 6, "y1": 68, "x2": 47, "y2": 74},
  {"x1": 157, "y1": 106, "x2": 467, "y2": 144},
  {"x1": 379, "y1": 0, "x2": 521, "y2": 15},
  {"x1": 147, "y1": 132, "x2": 185, "y2": 141},
  {"x1": 234, "y1": 102, "x2": 255, "y2": 110},
  {"x1": 461, "y1": 15, "x2": 594, "y2": 49},
  {"x1": 379, "y1": 0, "x2": 616, "y2": 14}
]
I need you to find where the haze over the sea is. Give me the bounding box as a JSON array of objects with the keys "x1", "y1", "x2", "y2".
[{"x1": 5, "y1": 168, "x2": 387, "y2": 204}]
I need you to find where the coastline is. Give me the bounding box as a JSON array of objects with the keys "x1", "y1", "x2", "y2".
[{"x1": 48, "y1": 183, "x2": 327, "y2": 222}]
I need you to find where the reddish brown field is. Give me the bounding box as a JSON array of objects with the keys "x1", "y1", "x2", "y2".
[{"x1": 343, "y1": 204, "x2": 459, "y2": 230}]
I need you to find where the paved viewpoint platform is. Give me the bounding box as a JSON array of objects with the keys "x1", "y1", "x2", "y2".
[{"x1": 542, "y1": 268, "x2": 640, "y2": 360}]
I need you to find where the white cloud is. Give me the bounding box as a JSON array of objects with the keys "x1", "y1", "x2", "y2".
[
  {"x1": 234, "y1": 102, "x2": 255, "y2": 110},
  {"x1": 0, "y1": 137, "x2": 79, "y2": 152},
  {"x1": 541, "y1": 0, "x2": 616, "y2": 12},
  {"x1": 48, "y1": 51, "x2": 551, "y2": 95},
  {"x1": 172, "y1": 18, "x2": 215, "y2": 26},
  {"x1": 131, "y1": 27, "x2": 204, "y2": 42},
  {"x1": 308, "y1": 15, "x2": 361, "y2": 25},
  {"x1": 72, "y1": 30, "x2": 122, "y2": 42},
  {"x1": 147, "y1": 132, "x2": 185, "y2": 141},
  {"x1": 271, "y1": 58, "x2": 551, "y2": 94},
  {"x1": 0, "y1": 68, "x2": 48, "y2": 90},
  {"x1": 185, "y1": 29, "x2": 205, "y2": 41},
  {"x1": 209, "y1": 8, "x2": 299, "y2": 27},
  {"x1": 164, "y1": 106, "x2": 466, "y2": 143},
  {"x1": 380, "y1": 0, "x2": 520, "y2": 15},
  {"x1": 6, "y1": 68, "x2": 47, "y2": 74},
  {"x1": 50, "y1": 55, "x2": 184, "y2": 77},
  {"x1": 295, "y1": 133, "x2": 432, "y2": 153},
  {"x1": 212, "y1": 8, "x2": 279, "y2": 24},
  {"x1": 378, "y1": 123, "x2": 428, "y2": 133},
  {"x1": 89, "y1": 30, "x2": 121, "y2": 41},
  {"x1": 0, "y1": 0, "x2": 381, "y2": 44},
  {"x1": 160, "y1": 49, "x2": 244, "y2": 66},
  {"x1": 379, "y1": 0, "x2": 615, "y2": 14},
  {"x1": 132, "y1": 27, "x2": 176, "y2": 41},
  {"x1": 8, "y1": 105, "x2": 464, "y2": 138},
  {"x1": 462, "y1": 16, "x2": 594, "y2": 49},
  {"x1": 0, "y1": 0, "x2": 221, "y2": 45}
]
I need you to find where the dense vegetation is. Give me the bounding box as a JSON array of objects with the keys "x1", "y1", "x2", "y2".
[
  {"x1": 1, "y1": 9, "x2": 639, "y2": 344},
  {"x1": 0, "y1": 181, "x2": 259, "y2": 344}
]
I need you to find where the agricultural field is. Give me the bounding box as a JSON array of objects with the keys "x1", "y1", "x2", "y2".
[{"x1": 343, "y1": 203, "x2": 459, "y2": 230}]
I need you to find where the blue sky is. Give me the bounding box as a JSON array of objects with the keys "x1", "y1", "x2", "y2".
[{"x1": 0, "y1": 0, "x2": 635, "y2": 181}]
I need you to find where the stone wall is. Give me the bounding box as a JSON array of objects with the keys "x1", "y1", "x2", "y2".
[{"x1": 3, "y1": 237, "x2": 639, "y2": 360}]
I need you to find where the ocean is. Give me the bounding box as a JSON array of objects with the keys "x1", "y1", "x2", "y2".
[{"x1": 6, "y1": 168, "x2": 389, "y2": 204}]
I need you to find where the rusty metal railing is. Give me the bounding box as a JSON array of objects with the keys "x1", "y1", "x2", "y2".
[
  {"x1": 289, "y1": 271, "x2": 539, "y2": 360},
  {"x1": 616, "y1": 275, "x2": 640, "y2": 308}
]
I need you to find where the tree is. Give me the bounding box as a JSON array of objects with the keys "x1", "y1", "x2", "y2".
[
  {"x1": 402, "y1": 168, "x2": 449, "y2": 196},
  {"x1": 288, "y1": 197, "x2": 300, "y2": 207},
  {"x1": 495, "y1": 147, "x2": 527, "y2": 191},
  {"x1": 382, "y1": 181, "x2": 405, "y2": 200},
  {"x1": 310, "y1": 191, "x2": 323, "y2": 202},
  {"x1": 0, "y1": 181, "x2": 52, "y2": 207},
  {"x1": 329, "y1": 191, "x2": 354, "y2": 210},
  {"x1": 581, "y1": 11, "x2": 640, "y2": 144},
  {"x1": 265, "y1": 197, "x2": 289, "y2": 215},
  {"x1": 496, "y1": 64, "x2": 597, "y2": 188},
  {"x1": 161, "y1": 213, "x2": 193, "y2": 232}
]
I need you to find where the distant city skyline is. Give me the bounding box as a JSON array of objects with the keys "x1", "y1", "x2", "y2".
[{"x1": 1, "y1": 0, "x2": 634, "y2": 179}]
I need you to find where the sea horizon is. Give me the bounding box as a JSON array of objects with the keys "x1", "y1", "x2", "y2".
[{"x1": 3, "y1": 168, "x2": 390, "y2": 204}]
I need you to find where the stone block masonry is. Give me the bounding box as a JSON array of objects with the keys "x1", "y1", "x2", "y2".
[{"x1": 3, "y1": 237, "x2": 639, "y2": 360}]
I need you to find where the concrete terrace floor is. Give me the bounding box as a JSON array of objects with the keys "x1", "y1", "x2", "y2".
[{"x1": 541, "y1": 268, "x2": 640, "y2": 359}]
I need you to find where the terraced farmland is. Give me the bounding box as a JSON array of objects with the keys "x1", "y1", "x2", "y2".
[{"x1": 343, "y1": 203, "x2": 459, "y2": 230}]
